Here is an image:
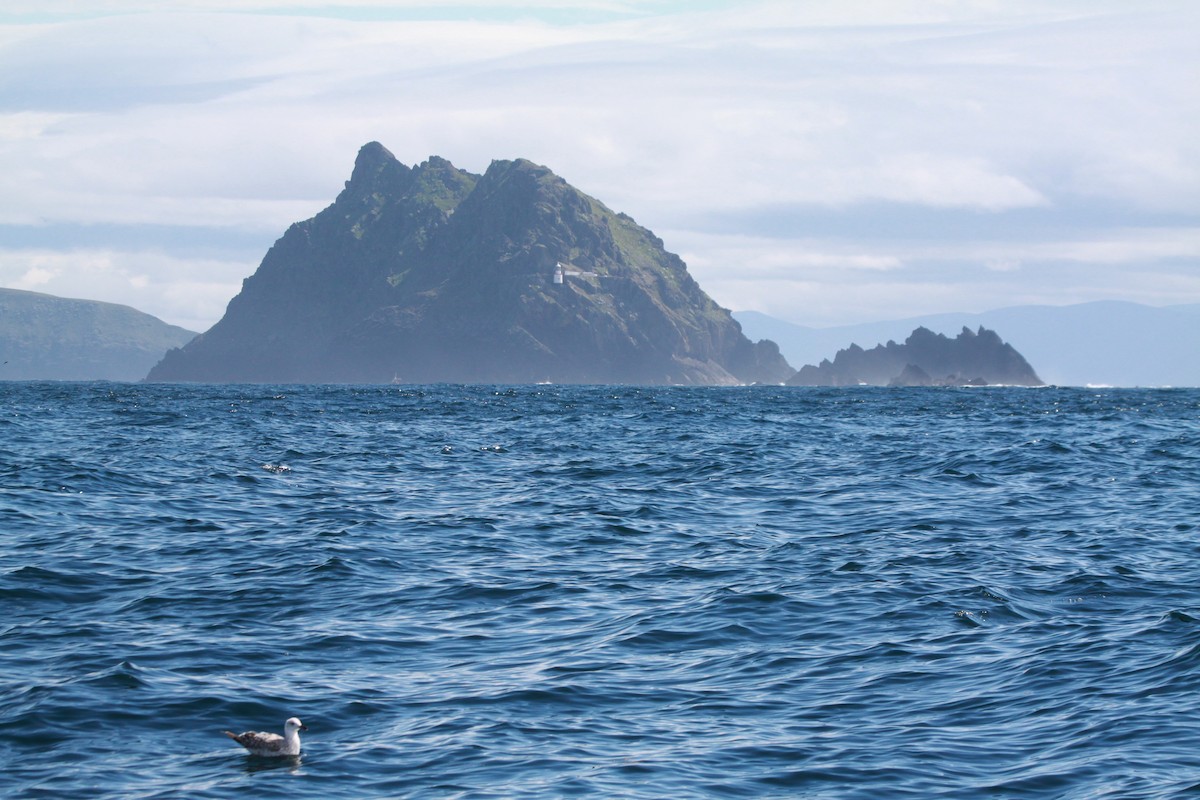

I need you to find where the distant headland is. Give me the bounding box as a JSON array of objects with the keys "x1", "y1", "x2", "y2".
[{"x1": 0, "y1": 288, "x2": 196, "y2": 381}]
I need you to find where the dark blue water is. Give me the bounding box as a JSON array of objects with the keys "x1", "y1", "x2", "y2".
[{"x1": 2, "y1": 383, "x2": 1199, "y2": 798}]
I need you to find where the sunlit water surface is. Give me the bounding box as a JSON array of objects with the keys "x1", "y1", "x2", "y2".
[{"x1": 2, "y1": 383, "x2": 1199, "y2": 798}]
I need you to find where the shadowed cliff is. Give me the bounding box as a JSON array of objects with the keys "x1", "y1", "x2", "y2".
[{"x1": 147, "y1": 142, "x2": 791, "y2": 385}]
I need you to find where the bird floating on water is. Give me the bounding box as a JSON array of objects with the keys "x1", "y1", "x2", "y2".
[{"x1": 223, "y1": 717, "x2": 307, "y2": 757}]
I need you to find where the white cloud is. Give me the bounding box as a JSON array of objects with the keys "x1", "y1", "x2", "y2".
[
  {"x1": 0, "y1": 1, "x2": 1196, "y2": 327},
  {"x1": 0, "y1": 247, "x2": 248, "y2": 330},
  {"x1": 916, "y1": 227, "x2": 1200, "y2": 266},
  {"x1": 985, "y1": 258, "x2": 1021, "y2": 273},
  {"x1": 667, "y1": 224, "x2": 1200, "y2": 325},
  {"x1": 869, "y1": 154, "x2": 1047, "y2": 210},
  {"x1": 673, "y1": 232, "x2": 905, "y2": 279},
  {"x1": 0, "y1": 0, "x2": 651, "y2": 16},
  {"x1": 0, "y1": 111, "x2": 72, "y2": 140},
  {"x1": 14, "y1": 265, "x2": 57, "y2": 287}
]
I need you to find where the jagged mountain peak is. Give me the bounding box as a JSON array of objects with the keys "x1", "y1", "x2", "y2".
[
  {"x1": 147, "y1": 143, "x2": 791, "y2": 385},
  {"x1": 347, "y1": 140, "x2": 407, "y2": 189},
  {"x1": 789, "y1": 325, "x2": 1042, "y2": 387},
  {"x1": 354, "y1": 139, "x2": 394, "y2": 166}
]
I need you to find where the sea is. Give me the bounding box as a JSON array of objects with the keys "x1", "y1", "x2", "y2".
[{"x1": 1, "y1": 382, "x2": 1199, "y2": 799}]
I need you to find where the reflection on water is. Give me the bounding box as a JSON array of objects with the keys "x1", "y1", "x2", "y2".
[{"x1": 241, "y1": 754, "x2": 303, "y2": 775}]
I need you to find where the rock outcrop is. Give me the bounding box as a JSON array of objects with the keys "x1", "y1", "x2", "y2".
[
  {"x1": 147, "y1": 142, "x2": 791, "y2": 385},
  {"x1": 787, "y1": 326, "x2": 1043, "y2": 387}
]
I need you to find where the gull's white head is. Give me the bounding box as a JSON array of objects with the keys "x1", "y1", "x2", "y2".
[{"x1": 285, "y1": 717, "x2": 307, "y2": 735}]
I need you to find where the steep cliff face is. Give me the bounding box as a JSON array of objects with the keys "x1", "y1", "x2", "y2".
[
  {"x1": 147, "y1": 142, "x2": 791, "y2": 385},
  {"x1": 787, "y1": 326, "x2": 1043, "y2": 387}
]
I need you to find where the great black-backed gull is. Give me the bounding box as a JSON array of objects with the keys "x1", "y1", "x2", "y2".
[{"x1": 223, "y1": 717, "x2": 307, "y2": 757}]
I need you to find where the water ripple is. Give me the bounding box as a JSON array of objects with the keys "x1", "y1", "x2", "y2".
[{"x1": 0, "y1": 384, "x2": 1198, "y2": 797}]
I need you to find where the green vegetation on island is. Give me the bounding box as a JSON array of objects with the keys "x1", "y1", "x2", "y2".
[
  {"x1": 0, "y1": 288, "x2": 196, "y2": 382},
  {"x1": 147, "y1": 142, "x2": 792, "y2": 385}
]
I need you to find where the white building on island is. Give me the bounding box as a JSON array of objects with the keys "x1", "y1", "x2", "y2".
[{"x1": 554, "y1": 261, "x2": 595, "y2": 284}]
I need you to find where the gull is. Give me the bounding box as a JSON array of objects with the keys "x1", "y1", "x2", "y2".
[{"x1": 223, "y1": 717, "x2": 307, "y2": 757}]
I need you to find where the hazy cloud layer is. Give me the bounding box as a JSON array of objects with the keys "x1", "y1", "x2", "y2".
[{"x1": 0, "y1": 1, "x2": 1195, "y2": 328}]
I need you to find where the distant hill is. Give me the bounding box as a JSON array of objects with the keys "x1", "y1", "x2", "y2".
[
  {"x1": 147, "y1": 142, "x2": 791, "y2": 385},
  {"x1": 736, "y1": 302, "x2": 1200, "y2": 387},
  {"x1": 787, "y1": 326, "x2": 1042, "y2": 387},
  {"x1": 0, "y1": 288, "x2": 196, "y2": 381}
]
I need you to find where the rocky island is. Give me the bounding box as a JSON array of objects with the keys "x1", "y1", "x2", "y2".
[
  {"x1": 147, "y1": 142, "x2": 791, "y2": 385},
  {"x1": 787, "y1": 326, "x2": 1043, "y2": 387}
]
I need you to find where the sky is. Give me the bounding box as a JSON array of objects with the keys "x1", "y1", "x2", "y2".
[{"x1": 0, "y1": 1, "x2": 1196, "y2": 332}]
